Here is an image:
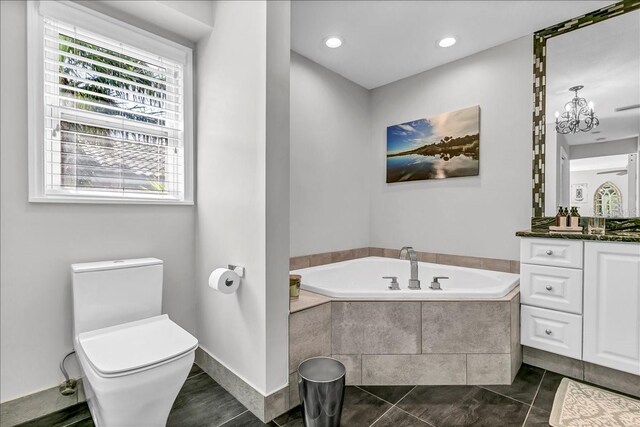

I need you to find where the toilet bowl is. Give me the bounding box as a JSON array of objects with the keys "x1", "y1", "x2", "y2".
[{"x1": 71, "y1": 258, "x2": 198, "y2": 426}]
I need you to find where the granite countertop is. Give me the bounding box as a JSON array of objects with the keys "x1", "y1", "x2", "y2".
[{"x1": 516, "y1": 229, "x2": 640, "y2": 243}]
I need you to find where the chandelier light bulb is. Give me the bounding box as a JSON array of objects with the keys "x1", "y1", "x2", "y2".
[{"x1": 555, "y1": 85, "x2": 599, "y2": 134}]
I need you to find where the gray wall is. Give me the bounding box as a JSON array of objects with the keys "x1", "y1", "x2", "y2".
[
  {"x1": 195, "y1": 0, "x2": 290, "y2": 395},
  {"x1": 570, "y1": 137, "x2": 639, "y2": 160},
  {"x1": 290, "y1": 52, "x2": 371, "y2": 256},
  {"x1": 0, "y1": 0, "x2": 197, "y2": 402},
  {"x1": 368, "y1": 37, "x2": 533, "y2": 260}
]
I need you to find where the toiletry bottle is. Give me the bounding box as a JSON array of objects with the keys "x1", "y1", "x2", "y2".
[
  {"x1": 559, "y1": 208, "x2": 568, "y2": 228},
  {"x1": 571, "y1": 207, "x2": 580, "y2": 228},
  {"x1": 555, "y1": 207, "x2": 563, "y2": 227},
  {"x1": 566, "y1": 207, "x2": 572, "y2": 228}
]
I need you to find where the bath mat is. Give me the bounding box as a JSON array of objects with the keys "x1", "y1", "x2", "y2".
[{"x1": 549, "y1": 378, "x2": 640, "y2": 427}]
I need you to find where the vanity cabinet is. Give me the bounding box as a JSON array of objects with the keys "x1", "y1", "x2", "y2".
[
  {"x1": 583, "y1": 242, "x2": 640, "y2": 375},
  {"x1": 520, "y1": 238, "x2": 584, "y2": 359},
  {"x1": 520, "y1": 237, "x2": 640, "y2": 376}
]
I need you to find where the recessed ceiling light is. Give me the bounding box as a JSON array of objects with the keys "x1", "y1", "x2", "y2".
[
  {"x1": 324, "y1": 36, "x2": 343, "y2": 49},
  {"x1": 591, "y1": 130, "x2": 601, "y2": 134},
  {"x1": 438, "y1": 37, "x2": 457, "y2": 48},
  {"x1": 596, "y1": 137, "x2": 607, "y2": 141}
]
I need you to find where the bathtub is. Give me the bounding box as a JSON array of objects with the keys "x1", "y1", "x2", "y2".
[{"x1": 291, "y1": 256, "x2": 519, "y2": 299}]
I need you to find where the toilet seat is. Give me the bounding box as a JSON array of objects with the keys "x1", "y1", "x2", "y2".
[{"x1": 78, "y1": 314, "x2": 198, "y2": 378}]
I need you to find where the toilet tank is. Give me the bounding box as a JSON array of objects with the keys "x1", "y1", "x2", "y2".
[{"x1": 72, "y1": 258, "x2": 163, "y2": 336}]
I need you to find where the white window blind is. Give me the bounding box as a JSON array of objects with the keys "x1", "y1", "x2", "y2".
[{"x1": 40, "y1": 16, "x2": 187, "y2": 202}]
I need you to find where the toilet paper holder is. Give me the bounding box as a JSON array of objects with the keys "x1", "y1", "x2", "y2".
[{"x1": 228, "y1": 264, "x2": 245, "y2": 278}]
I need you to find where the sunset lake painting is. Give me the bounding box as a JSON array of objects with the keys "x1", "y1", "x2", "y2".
[{"x1": 386, "y1": 106, "x2": 480, "y2": 183}]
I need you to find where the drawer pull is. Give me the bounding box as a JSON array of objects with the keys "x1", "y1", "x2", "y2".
[
  {"x1": 546, "y1": 250, "x2": 553, "y2": 255},
  {"x1": 546, "y1": 285, "x2": 553, "y2": 291},
  {"x1": 545, "y1": 329, "x2": 552, "y2": 335}
]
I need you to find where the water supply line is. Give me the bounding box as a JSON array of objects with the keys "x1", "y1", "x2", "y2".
[{"x1": 59, "y1": 351, "x2": 78, "y2": 396}]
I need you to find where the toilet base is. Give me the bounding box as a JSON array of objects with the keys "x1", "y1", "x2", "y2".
[{"x1": 77, "y1": 345, "x2": 194, "y2": 427}]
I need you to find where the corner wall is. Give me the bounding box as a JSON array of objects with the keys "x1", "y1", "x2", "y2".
[
  {"x1": 195, "y1": 0, "x2": 290, "y2": 403},
  {"x1": 368, "y1": 36, "x2": 533, "y2": 260},
  {"x1": 289, "y1": 53, "x2": 371, "y2": 256}
]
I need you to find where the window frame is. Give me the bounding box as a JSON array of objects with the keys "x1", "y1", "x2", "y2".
[{"x1": 27, "y1": 0, "x2": 194, "y2": 205}]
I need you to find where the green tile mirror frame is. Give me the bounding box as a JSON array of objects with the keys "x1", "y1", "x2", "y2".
[{"x1": 530, "y1": 0, "x2": 640, "y2": 218}]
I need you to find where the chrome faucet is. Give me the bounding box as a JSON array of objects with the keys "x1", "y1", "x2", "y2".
[
  {"x1": 399, "y1": 246, "x2": 420, "y2": 289},
  {"x1": 383, "y1": 276, "x2": 400, "y2": 290},
  {"x1": 430, "y1": 276, "x2": 449, "y2": 290}
]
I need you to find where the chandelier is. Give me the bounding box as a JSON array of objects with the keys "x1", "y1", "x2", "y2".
[{"x1": 555, "y1": 85, "x2": 599, "y2": 134}]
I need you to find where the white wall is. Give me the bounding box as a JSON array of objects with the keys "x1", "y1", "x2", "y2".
[
  {"x1": 290, "y1": 52, "x2": 371, "y2": 256},
  {"x1": 368, "y1": 36, "x2": 533, "y2": 261},
  {"x1": 0, "y1": 0, "x2": 197, "y2": 402},
  {"x1": 195, "y1": 0, "x2": 290, "y2": 395},
  {"x1": 570, "y1": 169, "x2": 630, "y2": 216}
]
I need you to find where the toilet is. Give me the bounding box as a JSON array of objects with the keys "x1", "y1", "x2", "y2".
[{"x1": 71, "y1": 258, "x2": 198, "y2": 427}]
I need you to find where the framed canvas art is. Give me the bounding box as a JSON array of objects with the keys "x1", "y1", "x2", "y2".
[{"x1": 386, "y1": 106, "x2": 480, "y2": 183}]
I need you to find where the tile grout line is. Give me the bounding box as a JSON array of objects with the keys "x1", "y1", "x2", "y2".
[
  {"x1": 391, "y1": 404, "x2": 437, "y2": 427},
  {"x1": 61, "y1": 414, "x2": 93, "y2": 427},
  {"x1": 368, "y1": 404, "x2": 396, "y2": 426},
  {"x1": 522, "y1": 370, "x2": 546, "y2": 427},
  {"x1": 356, "y1": 385, "x2": 425, "y2": 427},
  {"x1": 394, "y1": 385, "x2": 417, "y2": 407},
  {"x1": 216, "y1": 409, "x2": 249, "y2": 427},
  {"x1": 188, "y1": 371, "x2": 207, "y2": 380},
  {"x1": 355, "y1": 385, "x2": 400, "y2": 406},
  {"x1": 477, "y1": 385, "x2": 534, "y2": 407},
  {"x1": 392, "y1": 386, "x2": 438, "y2": 427}
]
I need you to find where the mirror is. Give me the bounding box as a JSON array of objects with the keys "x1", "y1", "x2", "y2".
[
  {"x1": 532, "y1": 5, "x2": 640, "y2": 218},
  {"x1": 544, "y1": 9, "x2": 640, "y2": 217}
]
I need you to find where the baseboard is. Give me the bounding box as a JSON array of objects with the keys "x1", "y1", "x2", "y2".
[
  {"x1": 0, "y1": 379, "x2": 85, "y2": 427},
  {"x1": 523, "y1": 346, "x2": 640, "y2": 398},
  {"x1": 194, "y1": 347, "x2": 289, "y2": 422}
]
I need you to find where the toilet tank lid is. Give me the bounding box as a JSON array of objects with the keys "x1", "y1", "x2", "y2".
[{"x1": 71, "y1": 258, "x2": 163, "y2": 273}]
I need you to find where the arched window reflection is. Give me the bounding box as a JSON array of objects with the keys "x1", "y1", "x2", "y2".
[{"x1": 594, "y1": 182, "x2": 622, "y2": 217}]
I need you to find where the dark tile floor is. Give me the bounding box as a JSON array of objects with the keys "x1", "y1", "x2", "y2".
[{"x1": 14, "y1": 363, "x2": 634, "y2": 427}]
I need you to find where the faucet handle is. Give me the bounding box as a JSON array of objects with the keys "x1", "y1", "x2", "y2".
[
  {"x1": 383, "y1": 276, "x2": 400, "y2": 290},
  {"x1": 430, "y1": 276, "x2": 449, "y2": 290}
]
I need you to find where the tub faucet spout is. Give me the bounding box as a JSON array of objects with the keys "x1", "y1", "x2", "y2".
[{"x1": 399, "y1": 246, "x2": 420, "y2": 289}]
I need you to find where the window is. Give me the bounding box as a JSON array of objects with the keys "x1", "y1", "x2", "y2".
[
  {"x1": 594, "y1": 181, "x2": 622, "y2": 217},
  {"x1": 28, "y1": 1, "x2": 193, "y2": 204}
]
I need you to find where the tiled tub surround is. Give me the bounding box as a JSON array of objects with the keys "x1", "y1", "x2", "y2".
[
  {"x1": 287, "y1": 289, "x2": 522, "y2": 410},
  {"x1": 290, "y1": 247, "x2": 521, "y2": 274}
]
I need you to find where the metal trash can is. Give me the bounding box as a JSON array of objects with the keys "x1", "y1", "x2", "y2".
[{"x1": 298, "y1": 357, "x2": 346, "y2": 427}]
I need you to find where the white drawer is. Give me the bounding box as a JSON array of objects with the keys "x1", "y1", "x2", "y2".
[
  {"x1": 520, "y1": 238, "x2": 583, "y2": 269},
  {"x1": 520, "y1": 264, "x2": 583, "y2": 314},
  {"x1": 521, "y1": 305, "x2": 582, "y2": 359}
]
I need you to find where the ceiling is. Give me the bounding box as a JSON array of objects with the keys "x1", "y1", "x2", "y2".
[
  {"x1": 546, "y1": 10, "x2": 640, "y2": 146},
  {"x1": 291, "y1": 1, "x2": 616, "y2": 89},
  {"x1": 571, "y1": 154, "x2": 629, "y2": 172}
]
